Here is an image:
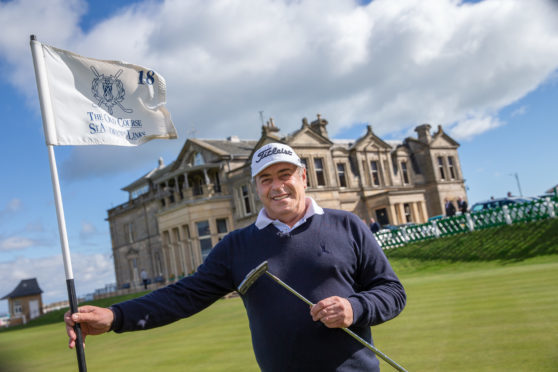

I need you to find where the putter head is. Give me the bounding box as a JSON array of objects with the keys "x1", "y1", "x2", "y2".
[{"x1": 237, "y1": 261, "x2": 268, "y2": 295}]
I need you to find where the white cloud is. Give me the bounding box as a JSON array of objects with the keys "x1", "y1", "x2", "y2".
[
  {"x1": 79, "y1": 220, "x2": 100, "y2": 242},
  {"x1": 25, "y1": 221, "x2": 45, "y2": 233},
  {"x1": 0, "y1": 0, "x2": 85, "y2": 96},
  {"x1": 511, "y1": 105, "x2": 527, "y2": 117},
  {"x1": 81, "y1": 221, "x2": 96, "y2": 234},
  {"x1": 0, "y1": 253, "x2": 115, "y2": 314},
  {"x1": 449, "y1": 114, "x2": 504, "y2": 140},
  {"x1": 0, "y1": 236, "x2": 36, "y2": 251},
  {"x1": 1, "y1": 0, "x2": 558, "y2": 179},
  {"x1": 0, "y1": 198, "x2": 23, "y2": 221},
  {"x1": 6, "y1": 198, "x2": 22, "y2": 212}
]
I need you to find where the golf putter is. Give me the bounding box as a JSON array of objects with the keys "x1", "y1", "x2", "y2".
[{"x1": 238, "y1": 261, "x2": 408, "y2": 372}]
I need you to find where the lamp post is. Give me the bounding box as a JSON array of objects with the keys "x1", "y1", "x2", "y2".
[{"x1": 509, "y1": 172, "x2": 523, "y2": 197}]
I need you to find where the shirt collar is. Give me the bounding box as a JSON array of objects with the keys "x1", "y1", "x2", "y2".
[{"x1": 255, "y1": 196, "x2": 324, "y2": 231}]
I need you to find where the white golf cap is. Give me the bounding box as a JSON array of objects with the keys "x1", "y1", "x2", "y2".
[{"x1": 251, "y1": 143, "x2": 303, "y2": 178}]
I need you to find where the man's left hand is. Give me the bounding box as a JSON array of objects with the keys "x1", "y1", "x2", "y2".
[{"x1": 310, "y1": 296, "x2": 353, "y2": 328}]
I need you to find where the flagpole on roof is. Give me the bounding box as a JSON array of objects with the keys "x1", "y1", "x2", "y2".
[{"x1": 29, "y1": 34, "x2": 87, "y2": 372}]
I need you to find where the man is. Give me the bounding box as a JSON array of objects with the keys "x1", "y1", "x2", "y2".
[
  {"x1": 369, "y1": 217, "x2": 381, "y2": 234},
  {"x1": 140, "y1": 269, "x2": 148, "y2": 290},
  {"x1": 457, "y1": 197, "x2": 468, "y2": 215},
  {"x1": 445, "y1": 198, "x2": 456, "y2": 217},
  {"x1": 65, "y1": 143, "x2": 406, "y2": 371}
]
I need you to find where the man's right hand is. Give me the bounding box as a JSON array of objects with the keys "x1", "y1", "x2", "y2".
[{"x1": 64, "y1": 305, "x2": 114, "y2": 349}]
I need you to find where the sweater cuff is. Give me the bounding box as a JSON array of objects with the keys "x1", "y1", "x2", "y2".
[
  {"x1": 108, "y1": 306, "x2": 123, "y2": 333},
  {"x1": 347, "y1": 296, "x2": 364, "y2": 326}
]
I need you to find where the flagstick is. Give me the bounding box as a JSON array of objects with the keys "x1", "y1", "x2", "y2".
[
  {"x1": 30, "y1": 35, "x2": 87, "y2": 372},
  {"x1": 47, "y1": 145, "x2": 87, "y2": 372}
]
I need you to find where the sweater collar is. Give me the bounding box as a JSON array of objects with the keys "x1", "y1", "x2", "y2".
[{"x1": 255, "y1": 196, "x2": 324, "y2": 232}]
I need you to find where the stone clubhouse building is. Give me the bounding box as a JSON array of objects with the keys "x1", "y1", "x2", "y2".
[{"x1": 107, "y1": 115, "x2": 467, "y2": 289}]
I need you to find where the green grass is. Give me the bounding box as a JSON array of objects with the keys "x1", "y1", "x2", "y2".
[
  {"x1": 0, "y1": 291, "x2": 152, "y2": 332},
  {"x1": 380, "y1": 255, "x2": 558, "y2": 371},
  {"x1": 1, "y1": 219, "x2": 557, "y2": 371},
  {"x1": 385, "y1": 217, "x2": 558, "y2": 263},
  {"x1": 0, "y1": 297, "x2": 257, "y2": 372}
]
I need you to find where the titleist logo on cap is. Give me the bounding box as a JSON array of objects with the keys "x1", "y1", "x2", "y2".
[
  {"x1": 251, "y1": 143, "x2": 302, "y2": 178},
  {"x1": 255, "y1": 147, "x2": 293, "y2": 163}
]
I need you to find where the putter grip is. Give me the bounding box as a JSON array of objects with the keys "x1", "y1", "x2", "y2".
[{"x1": 67, "y1": 279, "x2": 87, "y2": 372}]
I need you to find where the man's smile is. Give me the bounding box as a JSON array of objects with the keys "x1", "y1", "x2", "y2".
[{"x1": 271, "y1": 193, "x2": 290, "y2": 201}]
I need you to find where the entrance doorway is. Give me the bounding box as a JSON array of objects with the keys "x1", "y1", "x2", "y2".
[{"x1": 375, "y1": 208, "x2": 389, "y2": 226}]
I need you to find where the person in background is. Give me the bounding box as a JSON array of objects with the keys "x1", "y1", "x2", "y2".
[
  {"x1": 445, "y1": 198, "x2": 456, "y2": 217},
  {"x1": 140, "y1": 269, "x2": 149, "y2": 290},
  {"x1": 457, "y1": 197, "x2": 468, "y2": 214},
  {"x1": 369, "y1": 218, "x2": 381, "y2": 234},
  {"x1": 64, "y1": 143, "x2": 406, "y2": 371}
]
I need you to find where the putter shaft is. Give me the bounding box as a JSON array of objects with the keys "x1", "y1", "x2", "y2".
[{"x1": 264, "y1": 271, "x2": 408, "y2": 372}]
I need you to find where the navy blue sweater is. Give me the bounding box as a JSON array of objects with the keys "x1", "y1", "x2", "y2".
[{"x1": 112, "y1": 209, "x2": 406, "y2": 371}]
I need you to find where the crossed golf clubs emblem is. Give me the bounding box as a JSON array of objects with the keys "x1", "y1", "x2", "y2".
[{"x1": 90, "y1": 66, "x2": 133, "y2": 115}]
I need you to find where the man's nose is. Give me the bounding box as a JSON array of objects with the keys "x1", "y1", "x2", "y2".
[{"x1": 270, "y1": 177, "x2": 284, "y2": 189}]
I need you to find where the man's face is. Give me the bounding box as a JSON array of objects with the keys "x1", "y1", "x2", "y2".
[{"x1": 255, "y1": 162, "x2": 307, "y2": 226}]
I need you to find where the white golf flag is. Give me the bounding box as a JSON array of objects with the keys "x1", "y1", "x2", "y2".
[{"x1": 36, "y1": 43, "x2": 177, "y2": 146}]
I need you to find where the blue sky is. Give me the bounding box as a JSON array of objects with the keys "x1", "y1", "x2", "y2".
[{"x1": 1, "y1": 0, "x2": 557, "y2": 314}]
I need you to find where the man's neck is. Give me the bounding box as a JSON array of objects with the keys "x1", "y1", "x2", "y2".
[{"x1": 278, "y1": 199, "x2": 310, "y2": 227}]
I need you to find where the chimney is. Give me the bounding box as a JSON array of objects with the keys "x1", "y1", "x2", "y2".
[
  {"x1": 261, "y1": 117, "x2": 280, "y2": 137},
  {"x1": 415, "y1": 124, "x2": 432, "y2": 144},
  {"x1": 310, "y1": 113, "x2": 329, "y2": 138}
]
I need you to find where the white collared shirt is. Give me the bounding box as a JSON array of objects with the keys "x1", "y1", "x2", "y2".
[{"x1": 255, "y1": 196, "x2": 324, "y2": 234}]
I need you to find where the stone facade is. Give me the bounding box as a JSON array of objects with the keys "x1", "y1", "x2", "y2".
[{"x1": 107, "y1": 116, "x2": 467, "y2": 288}]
